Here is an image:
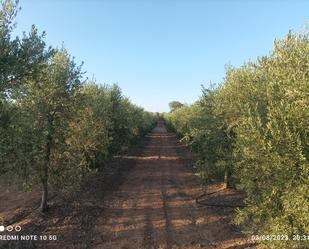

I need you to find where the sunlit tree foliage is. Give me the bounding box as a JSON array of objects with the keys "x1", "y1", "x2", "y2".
[
  {"x1": 0, "y1": 0, "x2": 156, "y2": 212},
  {"x1": 165, "y1": 31, "x2": 309, "y2": 249}
]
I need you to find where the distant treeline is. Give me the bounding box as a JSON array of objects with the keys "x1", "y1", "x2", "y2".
[
  {"x1": 165, "y1": 31, "x2": 309, "y2": 249},
  {"x1": 0, "y1": 1, "x2": 156, "y2": 211}
]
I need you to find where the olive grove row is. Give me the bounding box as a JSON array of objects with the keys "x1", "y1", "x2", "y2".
[
  {"x1": 165, "y1": 31, "x2": 309, "y2": 249},
  {"x1": 0, "y1": 1, "x2": 156, "y2": 211}
]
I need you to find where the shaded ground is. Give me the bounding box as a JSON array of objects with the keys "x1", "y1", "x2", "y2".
[{"x1": 0, "y1": 123, "x2": 255, "y2": 249}]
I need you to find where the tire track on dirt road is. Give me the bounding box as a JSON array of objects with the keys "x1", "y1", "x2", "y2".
[{"x1": 90, "y1": 122, "x2": 254, "y2": 249}]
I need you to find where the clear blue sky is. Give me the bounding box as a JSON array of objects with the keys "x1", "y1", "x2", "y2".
[{"x1": 13, "y1": 0, "x2": 309, "y2": 112}]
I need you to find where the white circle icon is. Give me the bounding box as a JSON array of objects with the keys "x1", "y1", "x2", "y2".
[
  {"x1": 0, "y1": 226, "x2": 4, "y2": 232},
  {"x1": 7, "y1": 226, "x2": 13, "y2": 232},
  {"x1": 15, "y1": 226, "x2": 21, "y2": 232}
]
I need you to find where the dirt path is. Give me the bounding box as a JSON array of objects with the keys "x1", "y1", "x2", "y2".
[
  {"x1": 88, "y1": 124, "x2": 253, "y2": 249},
  {"x1": 0, "y1": 123, "x2": 255, "y2": 249}
]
